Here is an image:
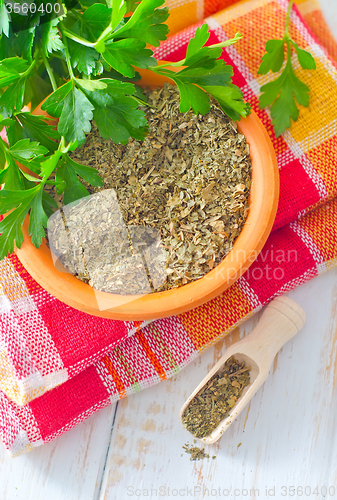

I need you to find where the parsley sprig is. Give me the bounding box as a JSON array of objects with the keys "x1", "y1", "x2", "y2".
[
  {"x1": 258, "y1": 0, "x2": 316, "y2": 136},
  {"x1": 0, "y1": 0, "x2": 250, "y2": 258},
  {"x1": 0, "y1": 118, "x2": 103, "y2": 257}
]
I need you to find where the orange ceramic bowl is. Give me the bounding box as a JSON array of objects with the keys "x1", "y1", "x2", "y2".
[{"x1": 15, "y1": 70, "x2": 279, "y2": 320}]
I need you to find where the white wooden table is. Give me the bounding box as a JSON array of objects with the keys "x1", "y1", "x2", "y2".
[{"x1": 1, "y1": 2, "x2": 337, "y2": 499}]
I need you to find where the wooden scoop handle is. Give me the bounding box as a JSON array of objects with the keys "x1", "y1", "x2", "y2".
[{"x1": 227, "y1": 296, "x2": 306, "y2": 370}]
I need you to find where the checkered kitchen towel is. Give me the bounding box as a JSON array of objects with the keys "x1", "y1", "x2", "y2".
[{"x1": 1, "y1": 0, "x2": 337, "y2": 456}]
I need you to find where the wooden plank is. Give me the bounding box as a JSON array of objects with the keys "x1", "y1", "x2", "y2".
[
  {"x1": 0, "y1": 404, "x2": 117, "y2": 500},
  {"x1": 100, "y1": 268, "x2": 337, "y2": 500}
]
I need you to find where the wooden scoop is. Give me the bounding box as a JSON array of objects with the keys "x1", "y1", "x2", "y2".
[{"x1": 179, "y1": 296, "x2": 306, "y2": 444}]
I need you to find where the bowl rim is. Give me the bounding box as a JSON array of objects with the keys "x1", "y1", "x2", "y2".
[{"x1": 15, "y1": 70, "x2": 279, "y2": 320}]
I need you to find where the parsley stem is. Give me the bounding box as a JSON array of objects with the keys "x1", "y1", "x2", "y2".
[
  {"x1": 20, "y1": 57, "x2": 37, "y2": 78},
  {"x1": 62, "y1": 28, "x2": 95, "y2": 48},
  {"x1": 151, "y1": 61, "x2": 181, "y2": 69},
  {"x1": 95, "y1": 25, "x2": 113, "y2": 48},
  {"x1": 153, "y1": 32, "x2": 243, "y2": 69},
  {"x1": 0, "y1": 136, "x2": 8, "y2": 153},
  {"x1": 284, "y1": 0, "x2": 295, "y2": 64},
  {"x1": 59, "y1": 24, "x2": 75, "y2": 80},
  {"x1": 41, "y1": 51, "x2": 57, "y2": 92},
  {"x1": 286, "y1": 39, "x2": 292, "y2": 64},
  {"x1": 285, "y1": 0, "x2": 294, "y2": 39},
  {"x1": 208, "y1": 32, "x2": 242, "y2": 48}
]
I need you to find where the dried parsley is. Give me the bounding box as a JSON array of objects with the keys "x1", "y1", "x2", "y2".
[
  {"x1": 182, "y1": 443, "x2": 215, "y2": 461},
  {"x1": 182, "y1": 356, "x2": 250, "y2": 439},
  {"x1": 49, "y1": 83, "x2": 252, "y2": 293}
]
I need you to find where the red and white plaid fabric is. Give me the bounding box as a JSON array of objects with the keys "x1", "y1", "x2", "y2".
[{"x1": 1, "y1": 0, "x2": 337, "y2": 456}]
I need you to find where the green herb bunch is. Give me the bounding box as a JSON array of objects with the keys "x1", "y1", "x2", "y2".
[{"x1": 0, "y1": 0, "x2": 315, "y2": 259}]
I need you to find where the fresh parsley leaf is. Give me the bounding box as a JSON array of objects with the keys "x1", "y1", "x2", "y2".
[
  {"x1": 13, "y1": 156, "x2": 45, "y2": 175},
  {"x1": 9, "y1": 112, "x2": 60, "y2": 152},
  {"x1": 65, "y1": 155, "x2": 103, "y2": 187},
  {"x1": 258, "y1": 3, "x2": 317, "y2": 136},
  {"x1": 20, "y1": 169, "x2": 43, "y2": 183},
  {"x1": 0, "y1": 185, "x2": 49, "y2": 256},
  {"x1": 41, "y1": 81, "x2": 73, "y2": 118},
  {"x1": 56, "y1": 155, "x2": 102, "y2": 204},
  {"x1": 203, "y1": 85, "x2": 250, "y2": 120},
  {"x1": 157, "y1": 60, "x2": 248, "y2": 118},
  {"x1": 0, "y1": 188, "x2": 37, "y2": 213},
  {"x1": 0, "y1": 57, "x2": 30, "y2": 86},
  {"x1": 173, "y1": 80, "x2": 211, "y2": 114},
  {"x1": 9, "y1": 138, "x2": 48, "y2": 159},
  {"x1": 42, "y1": 189, "x2": 58, "y2": 218},
  {"x1": 0, "y1": 78, "x2": 25, "y2": 118},
  {"x1": 68, "y1": 41, "x2": 101, "y2": 76},
  {"x1": 41, "y1": 18, "x2": 64, "y2": 56},
  {"x1": 290, "y1": 41, "x2": 316, "y2": 70},
  {"x1": 0, "y1": 0, "x2": 9, "y2": 37},
  {"x1": 0, "y1": 135, "x2": 50, "y2": 187},
  {"x1": 109, "y1": 0, "x2": 127, "y2": 31},
  {"x1": 23, "y1": 72, "x2": 53, "y2": 111},
  {"x1": 182, "y1": 25, "x2": 222, "y2": 67},
  {"x1": 66, "y1": 5, "x2": 111, "y2": 74},
  {"x1": 0, "y1": 194, "x2": 32, "y2": 257},
  {"x1": 58, "y1": 88, "x2": 94, "y2": 146},
  {"x1": 5, "y1": 116, "x2": 26, "y2": 146},
  {"x1": 0, "y1": 156, "x2": 24, "y2": 190},
  {"x1": 81, "y1": 77, "x2": 147, "y2": 143},
  {"x1": 16, "y1": 28, "x2": 35, "y2": 62},
  {"x1": 83, "y1": 78, "x2": 136, "y2": 107},
  {"x1": 178, "y1": 26, "x2": 241, "y2": 68},
  {"x1": 152, "y1": 28, "x2": 248, "y2": 120},
  {"x1": 75, "y1": 78, "x2": 107, "y2": 92},
  {"x1": 0, "y1": 114, "x2": 13, "y2": 127},
  {"x1": 185, "y1": 24, "x2": 210, "y2": 60},
  {"x1": 1, "y1": 28, "x2": 36, "y2": 62},
  {"x1": 40, "y1": 149, "x2": 62, "y2": 179},
  {"x1": 173, "y1": 60, "x2": 233, "y2": 87},
  {"x1": 102, "y1": 39, "x2": 156, "y2": 78},
  {"x1": 0, "y1": 141, "x2": 5, "y2": 168},
  {"x1": 69, "y1": 4, "x2": 111, "y2": 43},
  {"x1": 28, "y1": 188, "x2": 48, "y2": 247},
  {"x1": 80, "y1": 4, "x2": 111, "y2": 36},
  {"x1": 259, "y1": 60, "x2": 310, "y2": 136},
  {"x1": 93, "y1": 106, "x2": 129, "y2": 143},
  {"x1": 42, "y1": 82, "x2": 94, "y2": 146},
  {"x1": 110, "y1": 0, "x2": 169, "y2": 47},
  {"x1": 258, "y1": 39, "x2": 285, "y2": 74},
  {"x1": 94, "y1": 96, "x2": 147, "y2": 144},
  {"x1": 0, "y1": 57, "x2": 33, "y2": 117}
]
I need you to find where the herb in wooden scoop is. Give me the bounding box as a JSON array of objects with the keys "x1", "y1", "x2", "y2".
[{"x1": 182, "y1": 356, "x2": 250, "y2": 439}]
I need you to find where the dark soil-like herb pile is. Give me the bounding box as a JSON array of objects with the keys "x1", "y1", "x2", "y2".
[{"x1": 50, "y1": 84, "x2": 252, "y2": 293}]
